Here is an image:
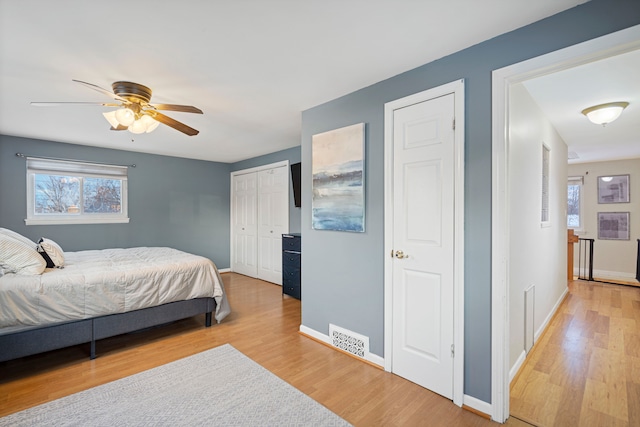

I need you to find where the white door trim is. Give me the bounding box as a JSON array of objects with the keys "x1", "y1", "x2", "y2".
[
  {"x1": 230, "y1": 160, "x2": 290, "y2": 276},
  {"x1": 384, "y1": 79, "x2": 465, "y2": 407},
  {"x1": 231, "y1": 160, "x2": 290, "y2": 178},
  {"x1": 491, "y1": 24, "x2": 640, "y2": 423}
]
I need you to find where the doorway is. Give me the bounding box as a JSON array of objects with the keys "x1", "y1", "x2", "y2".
[{"x1": 491, "y1": 24, "x2": 640, "y2": 423}]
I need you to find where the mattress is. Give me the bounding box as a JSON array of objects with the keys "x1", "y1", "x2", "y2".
[{"x1": 0, "y1": 247, "x2": 230, "y2": 330}]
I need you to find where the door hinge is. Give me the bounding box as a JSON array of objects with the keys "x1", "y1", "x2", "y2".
[
  {"x1": 451, "y1": 344, "x2": 455, "y2": 358},
  {"x1": 452, "y1": 118, "x2": 455, "y2": 130}
]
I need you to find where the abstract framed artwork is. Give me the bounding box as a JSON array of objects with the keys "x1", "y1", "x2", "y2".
[
  {"x1": 597, "y1": 211, "x2": 630, "y2": 240},
  {"x1": 312, "y1": 123, "x2": 365, "y2": 232},
  {"x1": 597, "y1": 174, "x2": 629, "y2": 204}
]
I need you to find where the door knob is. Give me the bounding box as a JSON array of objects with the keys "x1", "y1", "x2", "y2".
[{"x1": 393, "y1": 250, "x2": 409, "y2": 259}]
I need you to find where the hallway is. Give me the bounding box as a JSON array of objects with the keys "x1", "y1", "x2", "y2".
[{"x1": 510, "y1": 280, "x2": 640, "y2": 426}]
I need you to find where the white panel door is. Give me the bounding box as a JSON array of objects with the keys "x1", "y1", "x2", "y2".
[
  {"x1": 232, "y1": 172, "x2": 257, "y2": 277},
  {"x1": 257, "y1": 166, "x2": 288, "y2": 284},
  {"x1": 391, "y1": 93, "x2": 455, "y2": 399}
]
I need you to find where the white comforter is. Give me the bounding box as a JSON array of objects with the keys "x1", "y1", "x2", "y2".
[{"x1": 0, "y1": 247, "x2": 230, "y2": 330}]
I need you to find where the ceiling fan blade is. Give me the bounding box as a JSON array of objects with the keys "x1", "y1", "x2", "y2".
[
  {"x1": 72, "y1": 79, "x2": 129, "y2": 103},
  {"x1": 151, "y1": 104, "x2": 203, "y2": 114},
  {"x1": 31, "y1": 101, "x2": 120, "y2": 107},
  {"x1": 110, "y1": 125, "x2": 129, "y2": 131},
  {"x1": 148, "y1": 111, "x2": 199, "y2": 136}
]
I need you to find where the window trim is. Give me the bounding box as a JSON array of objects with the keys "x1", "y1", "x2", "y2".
[
  {"x1": 540, "y1": 143, "x2": 551, "y2": 227},
  {"x1": 25, "y1": 158, "x2": 130, "y2": 225}
]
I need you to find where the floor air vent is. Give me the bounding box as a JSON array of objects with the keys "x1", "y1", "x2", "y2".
[{"x1": 329, "y1": 324, "x2": 369, "y2": 358}]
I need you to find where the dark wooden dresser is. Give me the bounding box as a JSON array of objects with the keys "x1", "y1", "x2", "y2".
[{"x1": 282, "y1": 233, "x2": 301, "y2": 299}]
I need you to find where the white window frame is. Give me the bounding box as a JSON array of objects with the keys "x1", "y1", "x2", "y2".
[
  {"x1": 540, "y1": 143, "x2": 551, "y2": 227},
  {"x1": 25, "y1": 158, "x2": 129, "y2": 225},
  {"x1": 567, "y1": 176, "x2": 584, "y2": 231}
]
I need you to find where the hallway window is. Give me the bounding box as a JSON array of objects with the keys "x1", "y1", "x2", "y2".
[
  {"x1": 541, "y1": 144, "x2": 550, "y2": 223},
  {"x1": 567, "y1": 176, "x2": 583, "y2": 229}
]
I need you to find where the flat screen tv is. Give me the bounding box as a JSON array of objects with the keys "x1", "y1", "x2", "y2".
[{"x1": 290, "y1": 162, "x2": 301, "y2": 207}]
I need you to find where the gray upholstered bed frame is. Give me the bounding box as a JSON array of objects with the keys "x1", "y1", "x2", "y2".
[{"x1": 0, "y1": 297, "x2": 216, "y2": 363}]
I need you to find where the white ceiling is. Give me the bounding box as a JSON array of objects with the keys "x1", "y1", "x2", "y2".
[
  {"x1": 0, "y1": 0, "x2": 595, "y2": 163},
  {"x1": 523, "y1": 48, "x2": 640, "y2": 164}
]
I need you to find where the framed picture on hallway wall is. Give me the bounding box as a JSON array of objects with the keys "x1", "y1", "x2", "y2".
[
  {"x1": 597, "y1": 212, "x2": 630, "y2": 240},
  {"x1": 311, "y1": 123, "x2": 365, "y2": 232},
  {"x1": 597, "y1": 174, "x2": 629, "y2": 204}
]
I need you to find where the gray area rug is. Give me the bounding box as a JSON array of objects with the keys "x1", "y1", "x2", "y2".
[{"x1": 1, "y1": 344, "x2": 352, "y2": 426}]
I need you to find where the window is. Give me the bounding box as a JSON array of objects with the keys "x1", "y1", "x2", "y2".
[
  {"x1": 541, "y1": 144, "x2": 550, "y2": 224},
  {"x1": 26, "y1": 158, "x2": 129, "y2": 225},
  {"x1": 567, "y1": 176, "x2": 583, "y2": 229}
]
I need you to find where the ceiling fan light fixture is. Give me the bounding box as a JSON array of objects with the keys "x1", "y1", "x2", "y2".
[
  {"x1": 140, "y1": 114, "x2": 160, "y2": 133},
  {"x1": 127, "y1": 115, "x2": 159, "y2": 134},
  {"x1": 128, "y1": 118, "x2": 148, "y2": 134},
  {"x1": 115, "y1": 107, "x2": 136, "y2": 127},
  {"x1": 581, "y1": 102, "x2": 629, "y2": 126},
  {"x1": 32, "y1": 80, "x2": 201, "y2": 136},
  {"x1": 102, "y1": 111, "x2": 120, "y2": 128}
]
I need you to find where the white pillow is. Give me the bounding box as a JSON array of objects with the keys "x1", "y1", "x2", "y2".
[
  {"x1": 37, "y1": 237, "x2": 65, "y2": 268},
  {"x1": 0, "y1": 228, "x2": 37, "y2": 249},
  {"x1": 0, "y1": 234, "x2": 46, "y2": 275}
]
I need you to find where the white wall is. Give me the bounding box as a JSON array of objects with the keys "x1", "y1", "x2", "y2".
[
  {"x1": 508, "y1": 84, "x2": 568, "y2": 373},
  {"x1": 568, "y1": 158, "x2": 640, "y2": 281}
]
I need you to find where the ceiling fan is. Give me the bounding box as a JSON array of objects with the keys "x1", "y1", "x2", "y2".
[{"x1": 31, "y1": 80, "x2": 203, "y2": 136}]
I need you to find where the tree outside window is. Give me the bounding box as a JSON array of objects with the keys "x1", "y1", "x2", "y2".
[
  {"x1": 26, "y1": 158, "x2": 128, "y2": 225},
  {"x1": 35, "y1": 174, "x2": 122, "y2": 215},
  {"x1": 567, "y1": 177, "x2": 583, "y2": 229}
]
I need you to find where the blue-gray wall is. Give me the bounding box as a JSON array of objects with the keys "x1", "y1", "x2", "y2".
[
  {"x1": 300, "y1": 0, "x2": 640, "y2": 403},
  {"x1": 0, "y1": 135, "x2": 232, "y2": 268},
  {"x1": 231, "y1": 146, "x2": 302, "y2": 233}
]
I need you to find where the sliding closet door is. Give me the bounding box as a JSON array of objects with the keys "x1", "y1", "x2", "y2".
[{"x1": 257, "y1": 166, "x2": 288, "y2": 284}]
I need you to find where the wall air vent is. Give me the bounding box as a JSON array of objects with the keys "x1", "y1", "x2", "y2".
[{"x1": 329, "y1": 324, "x2": 369, "y2": 359}]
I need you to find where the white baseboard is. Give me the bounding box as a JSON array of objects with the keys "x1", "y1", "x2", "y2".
[
  {"x1": 573, "y1": 268, "x2": 636, "y2": 282},
  {"x1": 463, "y1": 394, "x2": 492, "y2": 417},
  {"x1": 508, "y1": 286, "x2": 567, "y2": 385},
  {"x1": 218, "y1": 268, "x2": 231, "y2": 273},
  {"x1": 593, "y1": 269, "x2": 636, "y2": 281},
  {"x1": 534, "y1": 286, "x2": 568, "y2": 342},
  {"x1": 299, "y1": 324, "x2": 384, "y2": 367},
  {"x1": 509, "y1": 350, "x2": 526, "y2": 384},
  {"x1": 299, "y1": 324, "x2": 329, "y2": 343}
]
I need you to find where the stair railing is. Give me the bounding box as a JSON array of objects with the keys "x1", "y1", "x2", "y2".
[{"x1": 577, "y1": 238, "x2": 594, "y2": 281}]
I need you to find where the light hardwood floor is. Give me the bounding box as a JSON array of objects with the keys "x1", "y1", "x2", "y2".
[
  {"x1": 0, "y1": 273, "x2": 531, "y2": 426},
  {"x1": 510, "y1": 279, "x2": 640, "y2": 427}
]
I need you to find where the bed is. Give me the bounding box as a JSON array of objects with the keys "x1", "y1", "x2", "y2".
[{"x1": 0, "y1": 229, "x2": 231, "y2": 362}]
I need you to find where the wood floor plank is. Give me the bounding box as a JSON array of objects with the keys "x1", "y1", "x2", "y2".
[
  {"x1": 625, "y1": 332, "x2": 640, "y2": 358},
  {"x1": 611, "y1": 289, "x2": 623, "y2": 309},
  {"x1": 579, "y1": 407, "x2": 629, "y2": 427},
  {"x1": 627, "y1": 381, "x2": 640, "y2": 427},
  {"x1": 582, "y1": 377, "x2": 628, "y2": 422}
]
